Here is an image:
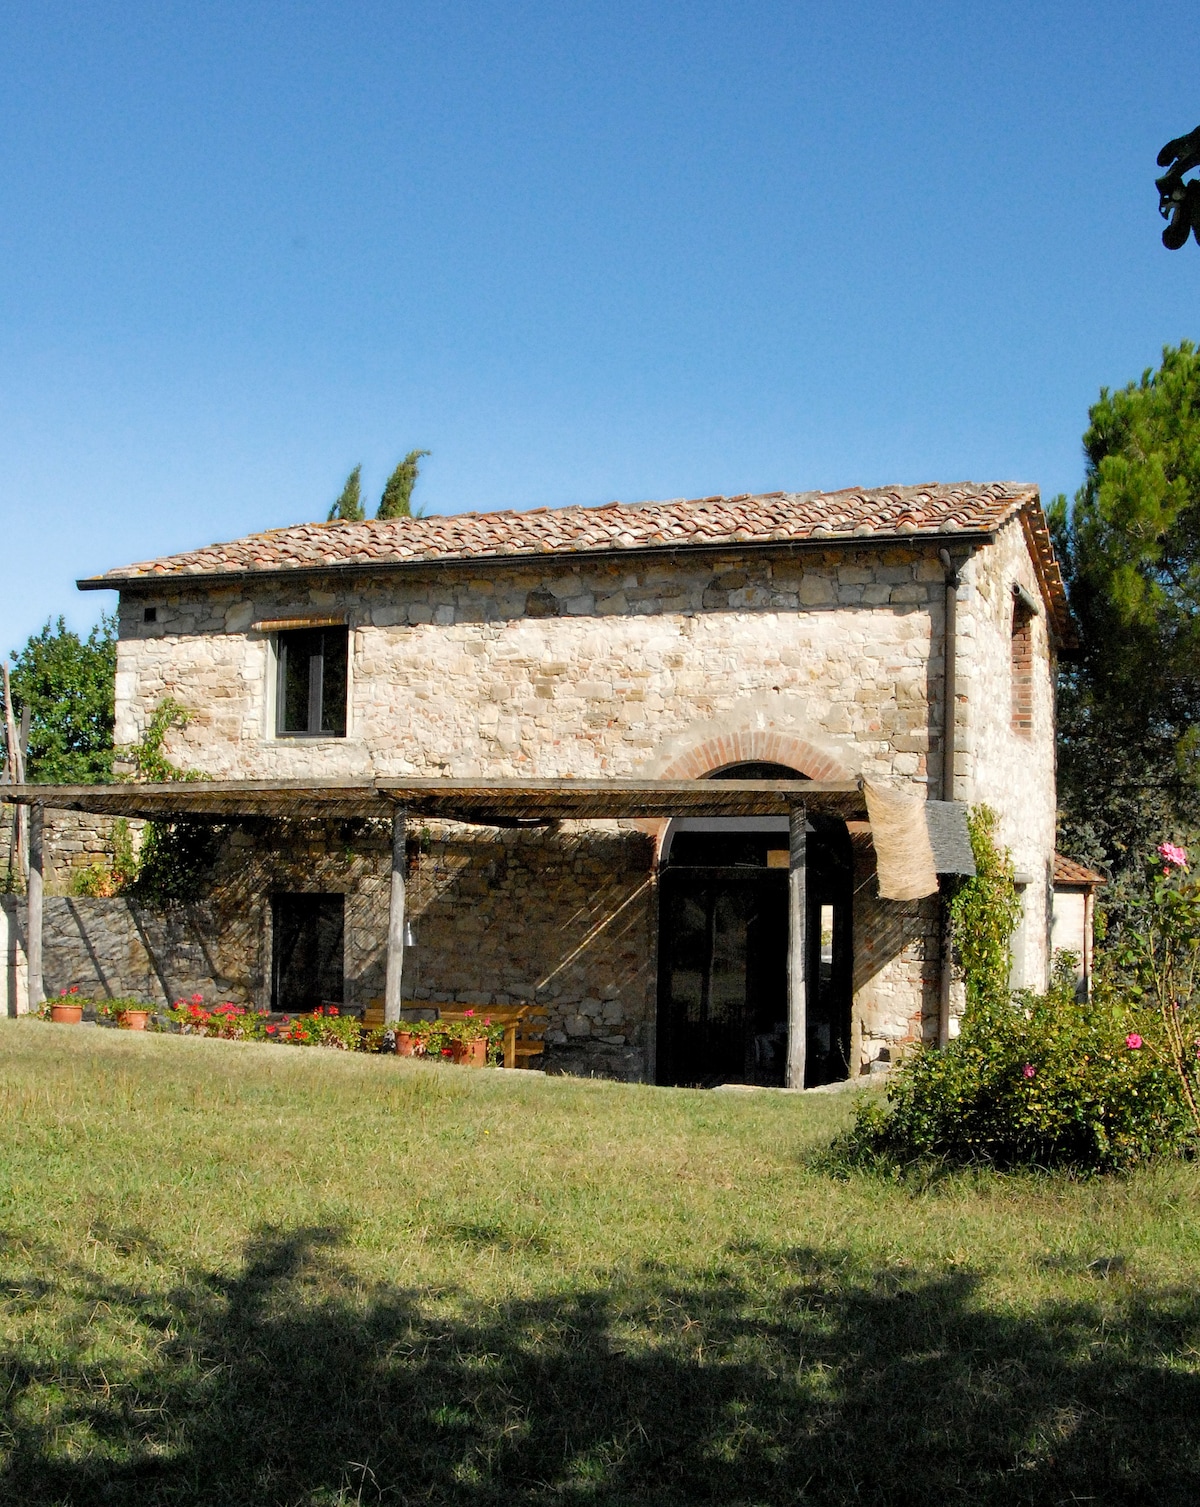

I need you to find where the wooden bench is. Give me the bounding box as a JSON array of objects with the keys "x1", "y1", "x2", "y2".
[{"x1": 363, "y1": 1000, "x2": 547, "y2": 1068}]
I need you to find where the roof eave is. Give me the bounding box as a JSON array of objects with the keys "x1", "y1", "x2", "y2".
[{"x1": 77, "y1": 528, "x2": 999, "y2": 594}]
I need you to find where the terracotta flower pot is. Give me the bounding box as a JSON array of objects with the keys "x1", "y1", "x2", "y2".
[
  {"x1": 118, "y1": 1010, "x2": 152, "y2": 1031},
  {"x1": 451, "y1": 1037, "x2": 488, "y2": 1068},
  {"x1": 396, "y1": 1030, "x2": 422, "y2": 1057},
  {"x1": 49, "y1": 1004, "x2": 83, "y2": 1025}
]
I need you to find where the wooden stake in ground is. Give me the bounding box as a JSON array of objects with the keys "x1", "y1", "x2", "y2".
[
  {"x1": 1, "y1": 664, "x2": 28, "y2": 886},
  {"x1": 786, "y1": 801, "x2": 807, "y2": 1090},
  {"x1": 385, "y1": 805, "x2": 407, "y2": 1025},
  {"x1": 27, "y1": 803, "x2": 44, "y2": 1009}
]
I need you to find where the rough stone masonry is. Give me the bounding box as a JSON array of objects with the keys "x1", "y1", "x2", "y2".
[{"x1": 9, "y1": 487, "x2": 1061, "y2": 1081}]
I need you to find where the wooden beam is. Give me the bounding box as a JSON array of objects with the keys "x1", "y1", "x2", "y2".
[
  {"x1": 0, "y1": 776, "x2": 867, "y2": 824},
  {"x1": 786, "y1": 801, "x2": 806, "y2": 1090},
  {"x1": 27, "y1": 803, "x2": 44, "y2": 1010},
  {"x1": 384, "y1": 806, "x2": 407, "y2": 1025}
]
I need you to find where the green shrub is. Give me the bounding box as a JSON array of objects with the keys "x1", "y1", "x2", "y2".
[
  {"x1": 836, "y1": 958, "x2": 1191, "y2": 1172},
  {"x1": 835, "y1": 817, "x2": 1200, "y2": 1174}
]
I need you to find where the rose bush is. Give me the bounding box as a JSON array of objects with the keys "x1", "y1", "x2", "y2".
[
  {"x1": 835, "y1": 830, "x2": 1200, "y2": 1174},
  {"x1": 836, "y1": 956, "x2": 1188, "y2": 1172}
]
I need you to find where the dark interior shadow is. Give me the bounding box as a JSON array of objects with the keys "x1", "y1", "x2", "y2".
[{"x1": 4, "y1": 1225, "x2": 1200, "y2": 1505}]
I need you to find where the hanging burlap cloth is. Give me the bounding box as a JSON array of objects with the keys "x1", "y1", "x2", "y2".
[{"x1": 863, "y1": 780, "x2": 938, "y2": 900}]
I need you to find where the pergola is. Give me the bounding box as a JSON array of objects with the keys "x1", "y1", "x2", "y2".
[{"x1": 2, "y1": 776, "x2": 868, "y2": 1088}]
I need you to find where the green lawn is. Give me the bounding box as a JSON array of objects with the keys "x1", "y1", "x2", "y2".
[{"x1": 3, "y1": 1022, "x2": 1200, "y2": 1505}]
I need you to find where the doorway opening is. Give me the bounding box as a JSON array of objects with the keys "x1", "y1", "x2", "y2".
[
  {"x1": 655, "y1": 764, "x2": 853, "y2": 1088},
  {"x1": 271, "y1": 893, "x2": 345, "y2": 1012}
]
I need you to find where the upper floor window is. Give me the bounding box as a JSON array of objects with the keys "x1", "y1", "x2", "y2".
[{"x1": 276, "y1": 627, "x2": 348, "y2": 738}]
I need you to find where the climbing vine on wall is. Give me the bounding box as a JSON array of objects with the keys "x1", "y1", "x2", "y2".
[
  {"x1": 115, "y1": 700, "x2": 224, "y2": 907},
  {"x1": 948, "y1": 805, "x2": 1022, "y2": 1014}
]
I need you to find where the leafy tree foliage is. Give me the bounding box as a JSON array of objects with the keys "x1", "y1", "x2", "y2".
[
  {"x1": 327, "y1": 465, "x2": 364, "y2": 522},
  {"x1": 376, "y1": 449, "x2": 430, "y2": 519},
  {"x1": 1050, "y1": 343, "x2": 1200, "y2": 879},
  {"x1": 5, "y1": 615, "x2": 116, "y2": 783}
]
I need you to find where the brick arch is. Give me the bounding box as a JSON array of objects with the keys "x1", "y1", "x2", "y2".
[{"x1": 658, "y1": 730, "x2": 852, "y2": 783}]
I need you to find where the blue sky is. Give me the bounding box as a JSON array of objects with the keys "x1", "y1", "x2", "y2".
[{"x1": 1, "y1": 0, "x2": 1198, "y2": 653}]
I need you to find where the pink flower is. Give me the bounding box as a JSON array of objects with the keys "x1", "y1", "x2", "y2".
[
  {"x1": 1158, "y1": 842, "x2": 1188, "y2": 869},
  {"x1": 59, "y1": 988, "x2": 68, "y2": 997},
  {"x1": 191, "y1": 993, "x2": 204, "y2": 1005},
  {"x1": 464, "y1": 1009, "x2": 475, "y2": 1017},
  {"x1": 1022, "y1": 1063, "x2": 1036, "y2": 1079},
  {"x1": 1126, "y1": 1033, "x2": 1143, "y2": 1051}
]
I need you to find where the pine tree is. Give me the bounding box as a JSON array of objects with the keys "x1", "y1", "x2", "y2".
[
  {"x1": 1052, "y1": 342, "x2": 1200, "y2": 879},
  {"x1": 327, "y1": 465, "x2": 364, "y2": 522},
  {"x1": 376, "y1": 450, "x2": 430, "y2": 519}
]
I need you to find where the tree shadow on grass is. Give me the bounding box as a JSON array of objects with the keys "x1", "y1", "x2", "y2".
[{"x1": 4, "y1": 1224, "x2": 1200, "y2": 1505}]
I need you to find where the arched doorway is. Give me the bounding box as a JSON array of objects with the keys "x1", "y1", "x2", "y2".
[{"x1": 656, "y1": 763, "x2": 853, "y2": 1088}]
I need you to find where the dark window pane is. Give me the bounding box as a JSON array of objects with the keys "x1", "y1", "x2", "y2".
[
  {"x1": 280, "y1": 630, "x2": 320, "y2": 734},
  {"x1": 277, "y1": 627, "x2": 348, "y2": 737},
  {"x1": 272, "y1": 893, "x2": 345, "y2": 1011},
  {"x1": 320, "y1": 629, "x2": 348, "y2": 735}
]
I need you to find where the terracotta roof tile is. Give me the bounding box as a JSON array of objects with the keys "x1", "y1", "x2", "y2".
[
  {"x1": 80, "y1": 481, "x2": 1070, "y2": 638},
  {"x1": 1053, "y1": 853, "x2": 1106, "y2": 887}
]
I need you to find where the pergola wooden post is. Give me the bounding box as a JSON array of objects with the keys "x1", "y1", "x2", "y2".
[
  {"x1": 26, "y1": 802, "x2": 44, "y2": 1010},
  {"x1": 785, "y1": 800, "x2": 807, "y2": 1090},
  {"x1": 384, "y1": 805, "x2": 407, "y2": 1025}
]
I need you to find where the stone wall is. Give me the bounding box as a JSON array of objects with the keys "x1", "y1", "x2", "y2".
[
  {"x1": 959, "y1": 517, "x2": 1058, "y2": 991},
  {"x1": 0, "y1": 809, "x2": 140, "y2": 895},
  {"x1": 847, "y1": 826, "x2": 944, "y2": 1068},
  {"x1": 113, "y1": 546, "x2": 952, "y2": 789},
  {"x1": 6, "y1": 819, "x2": 658, "y2": 1078}
]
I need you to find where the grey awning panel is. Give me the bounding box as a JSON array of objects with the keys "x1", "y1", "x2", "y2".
[{"x1": 925, "y1": 801, "x2": 975, "y2": 875}]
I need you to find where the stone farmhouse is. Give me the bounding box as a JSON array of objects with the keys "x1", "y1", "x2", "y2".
[{"x1": 2, "y1": 482, "x2": 1079, "y2": 1087}]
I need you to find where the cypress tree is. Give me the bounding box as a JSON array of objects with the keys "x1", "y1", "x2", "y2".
[
  {"x1": 377, "y1": 450, "x2": 430, "y2": 519},
  {"x1": 327, "y1": 465, "x2": 364, "y2": 522}
]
